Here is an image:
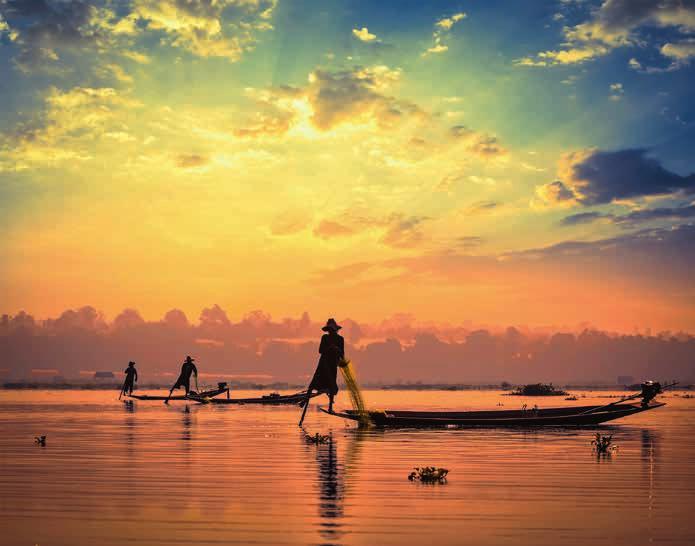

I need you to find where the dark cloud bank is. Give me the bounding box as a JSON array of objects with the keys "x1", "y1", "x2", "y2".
[{"x1": 2, "y1": 305, "x2": 694, "y2": 385}]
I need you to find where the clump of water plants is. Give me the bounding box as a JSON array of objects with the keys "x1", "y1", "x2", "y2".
[
  {"x1": 510, "y1": 383, "x2": 568, "y2": 396},
  {"x1": 592, "y1": 433, "x2": 617, "y2": 455},
  {"x1": 304, "y1": 431, "x2": 330, "y2": 445},
  {"x1": 408, "y1": 467, "x2": 449, "y2": 483}
]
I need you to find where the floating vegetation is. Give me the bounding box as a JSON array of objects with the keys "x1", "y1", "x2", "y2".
[
  {"x1": 510, "y1": 383, "x2": 568, "y2": 396},
  {"x1": 408, "y1": 467, "x2": 449, "y2": 483},
  {"x1": 35, "y1": 435, "x2": 46, "y2": 446},
  {"x1": 339, "y1": 359, "x2": 370, "y2": 427},
  {"x1": 303, "y1": 431, "x2": 330, "y2": 445},
  {"x1": 592, "y1": 433, "x2": 617, "y2": 455}
]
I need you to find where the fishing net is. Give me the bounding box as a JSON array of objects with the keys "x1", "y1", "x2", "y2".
[{"x1": 339, "y1": 359, "x2": 370, "y2": 427}]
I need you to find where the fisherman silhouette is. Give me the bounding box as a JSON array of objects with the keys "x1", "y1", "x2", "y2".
[
  {"x1": 299, "y1": 318, "x2": 344, "y2": 425},
  {"x1": 123, "y1": 361, "x2": 138, "y2": 396},
  {"x1": 165, "y1": 356, "x2": 198, "y2": 404}
]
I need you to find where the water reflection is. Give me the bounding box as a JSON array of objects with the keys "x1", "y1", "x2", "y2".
[
  {"x1": 315, "y1": 433, "x2": 344, "y2": 545},
  {"x1": 181, "y1": 405, "x2": 193, "y2": 443},
  {"x1": 123, "y1": 401, "x2": 136, "y2": 457}
]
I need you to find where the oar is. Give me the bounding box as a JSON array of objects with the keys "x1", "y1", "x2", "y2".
[
  {"x1": 298, "y1": 389, "x2": 313, "y2": 427},
  {"x1": 118, "y1": 378, "x2": 127, "y2": 400},
  {"x1": 578, "y1": 381, "x2": 678, "y2": 416}
]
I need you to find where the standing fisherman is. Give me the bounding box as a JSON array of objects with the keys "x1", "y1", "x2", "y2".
[
  {"x1": 299, "y1": 318, "x2": 344, "y2": 426},
  {"x1": 164, "y1": 356, "x2": 198, "y2": 404},
  {"x1": 121, "y1": 361, "x2": 138, "y2": 398}
]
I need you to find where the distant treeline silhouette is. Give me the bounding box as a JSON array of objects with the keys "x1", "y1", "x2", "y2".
[{"x1": 1, "y1": 306, "x2": 693, "y2": 384}]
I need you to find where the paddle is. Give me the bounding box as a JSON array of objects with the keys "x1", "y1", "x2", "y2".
[
  {"x1": 118, "y1": 377, "x2": 127, "y2": 400},
  {"x1": 578, "y1": 381, "x2": 678, "y2": 416},
  {"x1": 298, "y1": 389, "x2": 313, "y2": 427}
]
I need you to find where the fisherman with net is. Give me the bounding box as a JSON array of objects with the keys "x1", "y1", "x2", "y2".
[{"x1": 299, "y1": 318, "x2": 345, "y2": 425}]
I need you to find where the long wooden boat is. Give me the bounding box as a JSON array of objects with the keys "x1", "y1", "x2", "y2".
[
  {"x1": 194, "y1": 390, "x2": 320, "y2": 405},
  {"x1": 320, "y1": 402, "x2": 665, "y2": 427},
  {"x1": 127, "y1": 384, "x2": 229, "y2": 401}
]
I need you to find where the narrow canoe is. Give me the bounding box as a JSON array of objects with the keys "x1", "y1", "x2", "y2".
[
  {"x1": 127, "y1": 385, "x2": 229, "y2": 401},
  {"x1": 196, "y1": 391, "x2": 320, "y2": 405},
  {"x1": 320, "y1": 402, "x2": 665, "y2": 427}
]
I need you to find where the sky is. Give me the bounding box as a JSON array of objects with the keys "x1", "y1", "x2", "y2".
[{"x1": 1, "y1": 0, "x2": 694, "y2": 333}]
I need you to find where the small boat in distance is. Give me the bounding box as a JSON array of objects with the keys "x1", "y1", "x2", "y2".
[
  {"x1": 127, "y1": 382, "x2": 229, "y2": 401},
  {"x1": 194, "y1": 390, "x2": 320, "y2": 405}
]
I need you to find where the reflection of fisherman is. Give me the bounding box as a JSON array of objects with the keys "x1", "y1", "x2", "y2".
[
  {"x1": 165, "y1": 356, "x2": 198, "y2": 404},
  {"x1": 316, "y1": 434, "x2": 344, "y2": 540},
  {"x1": 300, "y1": 319, "x2": 344, "y2": 422},
  {"x1": 123, "y1": 361, "x2": 138, "y2": 395}
]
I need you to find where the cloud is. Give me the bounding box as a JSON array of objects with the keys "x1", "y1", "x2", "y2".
[
  {"x1": 449, "y1": 125, "x2": 507, "y2": 158},
  {"x1": 0, "y1": 86, "x2": 141, "y2": 169},
  {"x1": 423, "y1": 12, "x2": 466, "y2": 57},
  {"x1": 660, "y1": 38, "x2": 695, "y2": 67},
  {"x1": 609, "y1": 82, "x2": 624, "y2": 100},
  {"x1": 379, "y1": 215, "x2": 429, "y2": 249},
  {"x1": 507, "y1": 224, "x2": 695, "y2": 266},
  {"x1": 122, "y1": 50, "x2": 152, "y2": 64},
  {"x1": 456, "y1": 236, "x2": 484, "y2": 249},
  {"x1": 463, "y1": 201, "x2": 499, "y2": 215},
  {"x1": 560, "y1": 211, "x2": 613, "y2": 226},
  {"x1": 270, "y1": 210, "x2": 311, "y2": 236},
  {"x1": 614, "y1": 204, "x2": 695, "y2": 225},
  {"x1": 537, "y1": 149, "x2": 695, "y2": 206},
  {"x1": 562, "y1": 203, "x2": 695, "y2": 227},
  {"x1": 2, "y1": 0, "x2": 101, "y2": 71},
  {"x1": 235, "y1": 65, "x2": 425, "y2": 136},
  {"x1": 352, "y1": 27, "x2": 377, "y2": 42},
  {"x1": 133, "y1": 0, "x2": 276, "y2": 61},
  {"x1": 425, "y1": 42, "x2": 448, "y2": 55},
  {"x1": 313, "y1": 220, "x2": 356, "y2": 239},
  {"x1": 535, "y1": 180, "x2": 576, "y2": 206},
  {"x1": 312, "y1": 213, "x2": 430, "y2": 248},
  {"x1": 435, "y1": 13, "x2": 466, "y2": 31},
  {"x1": 175, "y1": 154, "x2": 209, "y2": 169},
  {"x1": 515, "y1": 0, "x2": 695, "y2": 67},
  {"x1": 0, "y1": 0, "x2": 277, "y2": 70}
]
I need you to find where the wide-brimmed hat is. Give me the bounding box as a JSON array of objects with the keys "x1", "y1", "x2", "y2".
[
  {"x1": 322, "y1": 318, "x2": 342, "y2": 332},
  {"x1": 184, "y1": 355, "x2": 195, "y2": 362},
  {"x1": 128, "y1": 361, "x2": 135, "y2": 366}
]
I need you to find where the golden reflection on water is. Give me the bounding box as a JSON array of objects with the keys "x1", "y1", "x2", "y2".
[{"x1": 0, "y1": 389, "x2": 694, "y2": 546}]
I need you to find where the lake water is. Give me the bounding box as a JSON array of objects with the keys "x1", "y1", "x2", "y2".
[{"x1": 1, "y1": 389, "x2": 694, "y2": 546}]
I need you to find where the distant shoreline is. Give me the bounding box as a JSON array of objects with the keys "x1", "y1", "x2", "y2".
[{"x1": 3, "y1": 382, "x2": 692, "y2": 391}]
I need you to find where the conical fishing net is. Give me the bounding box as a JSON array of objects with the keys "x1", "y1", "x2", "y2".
[{"x1": 339, "y1": 359, "x2": 370, "y2": 427}]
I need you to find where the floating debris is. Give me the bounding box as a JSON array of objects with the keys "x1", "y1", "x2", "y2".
[
  {"x1": 592, "y1": 433, "x2": 617, "y2": 455},
  {"x1": 408, "y1": 467, "x2": 449, "y2": 483},
  {"x1": 304, "y1": 431, "x2": 330, "y2": 445},
  {"x1": 35, "y1": 436, "x2": 46, "y2": 446}
]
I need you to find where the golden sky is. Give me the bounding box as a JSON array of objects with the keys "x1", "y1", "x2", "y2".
[{"x1": 1, "y1": 1, "x2": 695, "y2": 332}]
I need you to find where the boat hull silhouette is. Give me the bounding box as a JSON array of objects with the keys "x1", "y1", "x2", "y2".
[{"x1": 321, "y1": 402, "x2": 665, "y2": 427}]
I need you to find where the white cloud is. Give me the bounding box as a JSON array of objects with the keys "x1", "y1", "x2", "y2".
[{"x1": 352, "y1": 27, "x2": 377, "y2": 43}]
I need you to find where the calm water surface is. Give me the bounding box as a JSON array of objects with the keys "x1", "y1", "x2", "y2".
[{"x1": 1, "y1": 389, "x2": 694, "y2": 546}]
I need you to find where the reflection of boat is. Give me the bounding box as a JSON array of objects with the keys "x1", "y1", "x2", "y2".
[
  {"x1": 321, "y1": 402, "x2": 665, "y2": 427},
  {"x1": 127, "y1": 383, "x2": 229, "y2": 401},
  {"x1": 195, "y1": 391, "x2": 320, "y2": 405}
]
